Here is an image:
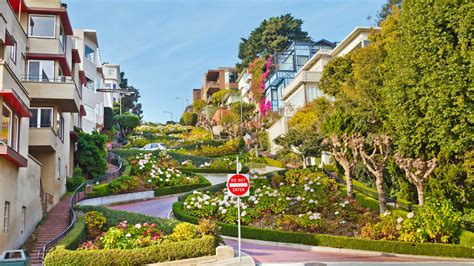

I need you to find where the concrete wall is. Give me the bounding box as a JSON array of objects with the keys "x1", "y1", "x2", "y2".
[
  {"x1": 267, "y1": 116, "x2": 289, "y2": 155},
  {"x1": 78, "y1": 191, "x2": 155, "y2": 206}
]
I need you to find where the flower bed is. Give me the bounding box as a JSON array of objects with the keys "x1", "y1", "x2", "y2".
[{"x1": 46, "y1": 207, "x2": 217, "y2": 265}]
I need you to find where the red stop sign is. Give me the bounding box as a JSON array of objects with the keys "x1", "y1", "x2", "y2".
[{"x1": 227, "y1": 174, "x2": 250, "y2": 197}]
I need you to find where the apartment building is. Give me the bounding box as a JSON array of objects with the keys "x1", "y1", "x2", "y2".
[
  {"x1": 192, "y1": 88, "x2": 201, "y2": 102},
  {"x1": 267, "y1": 27, "x2": 378, "y2": 155},
  {"x1": 102, "y1": 63, "x2": 121, "y2": 108},
  {"x1": 0, "y1": 0, "x2": 81, "y2": 252},
  {"x1": 264, "y1": 40, "x2": 336, "y2": 112},
  {"x1": 199, "y1": 67, "x2": 238, "y2": 101},
  {"x1": 73, "y1": 29, "x2": 104, "y2": 133},
  {"x1": 236, "y1": 69, "x2": 252, "y2": 104}
]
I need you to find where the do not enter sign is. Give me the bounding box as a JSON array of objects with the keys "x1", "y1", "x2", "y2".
[{"x1": 227, "y1": 174, "x2": 250, "y2": 197}]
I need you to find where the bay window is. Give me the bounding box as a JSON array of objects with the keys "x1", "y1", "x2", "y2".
[
  {"x1": 30, "y1": 108, "x2": 53, "y2": 128},
  {"x1": 0, "y1": 104, "x2": 20, "y2": 152},
  {"x1": 28, "y1": 60, "x2": 54, "y2": 82},
  {"x1": 28, "y1": 15, "x2": 56, "y2": 38}
]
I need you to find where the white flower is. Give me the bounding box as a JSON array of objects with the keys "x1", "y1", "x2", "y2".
[
  {"x1": 334, "y1": 211, "x2": 340, "y2": 215},
  {"x1": 308, "y1": 181, "x2": 314, "y2": 185},
  {"x1": 383, "y1": 210, "x2": 391, "y2": 217},
  {"x1": 316, "y1": 182, "x2": 321, "y2": 186},
  {"x1": 416, "y1": 228, "x2": 421, "y2": 233},
  {"x1": 397, "y1": 217, "x2": 403, "y2": 224},
  {"x1": 309, "y1": 199, "x2": 314, "y2": 204},
  {"x1": 148, "y1": 179, "x2": 152, "y2": 183},
  {"x1": 221, "y1": 209, "x2": 227, "y2": 214},
  {"x1": 254, "y1": 200, "x2": 259, "y2": 204},
  {"x1": 211, "y1": 202, "x2": 216, "y2": 206},
  {"x1": 296, "y1": 196, "x2": 302, "y2": 201},
  {"x1": 407, "y1": 212, "x2": 415, "y2": 219},
  {"x1": 310, "y1": 188, "x2": 315, "y2": 193},
  {"x1": 126, "y1": 233, "x2": 131, "y2": 238},
  {"x1": 204, "y1": 201, "x2": 209, "y2": 205},
  {"x1": 344, "y1": 201, "x2": 349, "y2": 205},
  {"x1": 135, "y1": 224, "x2": 142, "y2": 229},
  {"x1": 280, "y1": 182, "x2": 284, "y2": 186},
  {"x1": 241, "y1": 211, "x2": 247, "y2": 217},
  {"x1": 187, "y1": 205, "x2": 191, "y2": 209},
  {"x1": 298, "y1": 214, "x2": 304, "y2": 218}
]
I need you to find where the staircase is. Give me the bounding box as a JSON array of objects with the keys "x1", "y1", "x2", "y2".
[{"x1": 29, "y1": 197, "x2": 70, "y2": 265}]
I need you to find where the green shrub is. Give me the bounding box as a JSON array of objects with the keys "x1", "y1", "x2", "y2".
[
  {"x1": 168, "y1": 223, "x2": 198, "y2": 242},
  {"x1": 83, "y1": 211, "x2": 107, "y2": 238},
  {"x1": 264, "y1": 157, "x2": 285, "y2": 168},
  {"x1": 88, "y1": 184, "x2": 111, "y2": 198},
  {"x1": 74, "y1": 205, "x2": 178, "y2": 234},
  {"x1": 45, "y1": 236, "x2": 216, "y2": 265},
  {"x1": 182, "y1": 112, "x2": 198, "y2": 126},
  {"x1": 109, "y1": 175, "x2": 143, "y2": 194},
  {"x1": 460, "y1": 230, "x2": 474, "y2": 248},
  {"x1": 66, "y1": 167, "x2": 86, "y2": 192},
  {"x1": 172, "y1": 202, "x2": 474, "y2": 258}
]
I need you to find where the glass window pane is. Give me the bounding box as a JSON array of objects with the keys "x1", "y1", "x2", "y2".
[
  {"x1": 41, "y1": 61, "x2": 54, "y2": 81},
  {"x1": 40, "y1": 109, "x2": 52, "y2": 128},
  {"x1": 29, "y1": 16, "x2": 55, "y2": 38},
  {"x1": 30, "y1": 109, "x2": 38, "y2": 128},
  {"x1": 1, "y1": 105, "x2": 11, "y2": 145},
  {"x1": 85, "y1": 45, "x2": 95, "y2": 62},
  {"x1": 28, "y1": 61, "x2": 40, "y2": 81}
]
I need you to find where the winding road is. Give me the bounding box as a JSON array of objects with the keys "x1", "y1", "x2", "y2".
[{"x1": 110, "y1": 173, "x2": 473, "y2": 265}]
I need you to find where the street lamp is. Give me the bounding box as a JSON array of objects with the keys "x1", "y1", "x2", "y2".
[
  {"x1": 175, "y1": 97, "x2": 185, "y2": 111},
  {"x1": 96, "y1": 88, "x2": 135, "y2": 115},
  {"x1": 164, "y1": 111, "x2": 173, "y2": 122}
]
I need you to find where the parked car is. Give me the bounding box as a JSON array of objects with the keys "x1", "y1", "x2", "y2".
[{"x1": 141, "y1": 143, "x2": 166, "y2": 151}]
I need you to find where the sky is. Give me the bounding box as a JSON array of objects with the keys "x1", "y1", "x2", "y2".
[{"x1": 67, "y1": 0, "x2": 386, "y2": 123}]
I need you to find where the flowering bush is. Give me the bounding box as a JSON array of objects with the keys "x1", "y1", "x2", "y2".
[
  {"x1": 183, "y1": 169, "x2": 375, "y2": 236},
  {"x1": 361, "y1": 199, "x2": 462, "y2": 244},
  {"x1": 83, "y1": 211, "x2": 107, "y2": 238}
]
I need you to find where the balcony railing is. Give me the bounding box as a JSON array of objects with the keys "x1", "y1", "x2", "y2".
[{"x1": 22, "y1": 75, "x2": 74, "y2": 83}]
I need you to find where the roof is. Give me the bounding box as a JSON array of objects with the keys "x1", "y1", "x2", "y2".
[
  {"x1": 83, "y1": 29, "x2": 99, "y2": 46},
  {"x1": 330, "y1": 26, "x2": 380, "y2": 57}
]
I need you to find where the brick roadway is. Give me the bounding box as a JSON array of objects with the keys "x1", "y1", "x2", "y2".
[{"x1": 110, "y1": 194, "x2": 473, "y2": 265}]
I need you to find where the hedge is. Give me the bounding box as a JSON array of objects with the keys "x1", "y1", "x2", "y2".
[
  {"x1": 154, "y1": 175, "x2": 211, "y2": 197},
  {"x1": 44, "y1": 236, "x2": 216, "y2": 266},
  {"x1": 263, "y1": 157, "x2": 286, "y2": 168},
  {"x1": 112, "y1": 149, "x2": 213, "y2": 166},
  {"x1": 74, "y1": 205, "x2": 178, "y2": 234},
  {"x1": 177, "y1": 166, "x2": 250, "y2": 174},
  {"x1": 460, "y1": 230, "x2": 474, "y2": 248},
  {"x1": 87, "y1": 173, "x2": 211, "y2": 199},
  {"x1": 172, "y1": 202, "x2": 474, "y2": 258}
]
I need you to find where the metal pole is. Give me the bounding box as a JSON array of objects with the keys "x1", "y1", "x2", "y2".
[
  {"x1": 236, "y1": 155, "x2": 241, "y2": 261},
  {"x1": 119, "y1": 93, "x2": 122, "y2": 115}
]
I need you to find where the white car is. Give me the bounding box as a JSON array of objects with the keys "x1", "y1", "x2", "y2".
[{"x1": 141, "y1": 143, "x2": 166, "y2": 151}]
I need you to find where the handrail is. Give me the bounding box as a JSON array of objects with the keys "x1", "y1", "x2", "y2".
[{"x1": 38, "y1": 152, "x2": 124, "y2": 264}]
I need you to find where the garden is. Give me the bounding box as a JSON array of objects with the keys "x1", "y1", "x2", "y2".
[{"x1": 44, "y1": 206, "x2": 219, "y2": 265}]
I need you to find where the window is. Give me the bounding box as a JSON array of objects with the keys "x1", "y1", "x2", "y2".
[
  {"x1": 85, "y1": 45, "x2": 95, "y2": 62},
  {"x1": 56, "y1": 113, "x2": 64, "y2": 141},
  {"x1": 1, "y1": 104, "x2": 21, "y2": 151},
  {"x1": 59, "y1": 23, "x2": 66, "y2": 51},
  {"x1": 21, "y1": 207, "x2": 26, "y2": 234},
  {"x1": 57, "y1": 157, "x2": 61, "y2": 180},
  {"x1": 9, "y1": 38, "x2": 17, "y2": 64},
  {"x1": 107, "y1": 69, "x2": 115, "y2": 76},
  {"x1": 1, "y1": 105, "x2": 12, "y2": 146},
  {"x1": 84, "y1": 105, "x2": 94, "y2": 122},
  {"x1": 3, "y1": 202, "x2": 10, "y2": 233},
  {"x1": 28, "y1": 60, "x2": 54, "y2": 81},
  {"x1": 104, "y1": 82, "x2": 111, "y2": 89},
  {"x1": 85, "y1": 77, "x2": 95, "y2": 92},
  {"x1": 95, "y1": 103, "x2": 102, "y2": 116},
  {"x1": 29, "y1": 15, "x2": 55, "y2": 38},
  {"x1": 306, "y1": 86, "x2": 323, "y2": 102},
  {"x1": 30, "y1": 108, "x2": 53, "y2": 128}
]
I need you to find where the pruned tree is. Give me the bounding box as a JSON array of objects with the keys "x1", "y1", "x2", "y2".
[
  {"x1": 323, "y1": 134, "x2": 358, "y2": 198},
  {"x1": 355, "y1": 134, "x2": 391, "y2": 213},
  {"x1": 394, "y1": 154, "x2": 437, "y2": 206}
]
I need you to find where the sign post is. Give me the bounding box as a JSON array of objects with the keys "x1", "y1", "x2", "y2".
[{"x1": 227, "y1": 157, "x2": 250, "y2": 261}]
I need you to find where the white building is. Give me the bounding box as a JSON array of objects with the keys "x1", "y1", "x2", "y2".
[
  {"x1": 102, "y1": 64, "x2": 121, "y2": 108},
  {"x1": 268, "y1": 27, "x2": 379, "y2": 155},
  {"x1": 73, "y1": 29, "x2": 104, "y2": 133}
]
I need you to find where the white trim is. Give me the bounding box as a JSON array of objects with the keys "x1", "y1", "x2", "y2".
[{"x1": 28, "y1": 14, "x2": 56, "y2": 39}]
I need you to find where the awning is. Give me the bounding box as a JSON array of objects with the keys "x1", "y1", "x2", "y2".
[
  {"x1": 80, "y1": 104, "x2": 87, "y2": 117},
  {"x1": 72, "y1": 49, "x2": 81, "y2": 64},
  {"x1": 78, "y1": 71, "x2": 87, "y2": 86},
  {"x1": 0, "y1": 89, "x2": 31, "y2": 117}
]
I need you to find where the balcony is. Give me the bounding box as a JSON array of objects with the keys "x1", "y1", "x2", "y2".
[
  {"x1": 28, "y1": 38, "x2": 64, "y2": 55},
  {"x1": 22, "y1": 75, "x2": 81, "y2": 113},
  {"x1": 29, "y1": 128, "x2": 58, "y2": 152},
  {"x1": 282, "y1": 71, "x2": 322, "y2": 100},
  {"x1": 0, "y1": 144, "x2": 27, "y2": 167}
]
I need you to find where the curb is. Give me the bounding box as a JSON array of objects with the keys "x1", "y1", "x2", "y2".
[{"x1": 222, "y1": 236, "x2": 474, "y2": 262}]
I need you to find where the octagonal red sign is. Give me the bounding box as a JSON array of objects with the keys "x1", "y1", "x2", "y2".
[{"x1": 227, "y1": 174, "x2": 250, "y2": 197}]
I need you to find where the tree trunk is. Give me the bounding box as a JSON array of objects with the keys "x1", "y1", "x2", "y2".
[
  {"x1": 302, "y1": 156, "x2": 307, "y2": 169},
  {"x1": 375, "y1": 173, "x2": 387, "y2": 213},
  {"x1": 416, "y1": 183, "x2": 424, "y2": 206},
  {"x1": 343, "y1": 165, "x2": 353, "y2": 198}
]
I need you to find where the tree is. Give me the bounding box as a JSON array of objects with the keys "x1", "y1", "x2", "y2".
[
  {"x1": 74, "y1": 127, "x2": 107, "y2": 179},
  {"x1": 394, "y1": 154, "x2": 437, "y2": 206},
  {"x1": 276, "y1": 128, "x2": 323, "y2": 168},
  {"x1": 383, "y1": 0, "x2": 473, "y2": 207},
  {"x1": 192, "y1": 99, "x2": 206, "y2": 113},
  {"x1": 237, "y1": 14, "x2": 311, "y2": 69},
  {"x1": 354, "y1": 134, "x2": 391, "y2": 213},
  {"x1": 221, "y1": 112, "x2": 240, "y2": 138},
  {"x1": 103, "y1": 107, "x2": 114, "y2": 130},
  {"x1": 114, "y1": 112, "x2": 140, "y2": 136},
  {"x1": 117, "y1": 72, "x2": 143, "y2": 118},
  {"x1": 182, "y1": 112, "x2": 198, "y2": 126},
  {"x1": 376, "y1": 0, "x2": 402, "y2": 25}
]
